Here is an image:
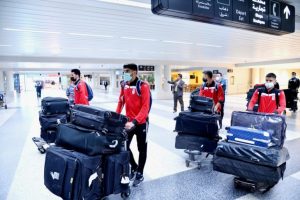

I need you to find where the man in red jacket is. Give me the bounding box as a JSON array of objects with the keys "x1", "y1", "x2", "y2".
[
  {"x1": 116, "y1": 64, "x2": 151, "y2": 187},
  {"x1": 199, "y1": 70, "x2": 225, "y2": 127},
  {"x1": 248, "y1": 73, "x2": 286, "y2": 114},
  {"x1": 71, "y1": 69, "x2": 89, "y2": 105}
]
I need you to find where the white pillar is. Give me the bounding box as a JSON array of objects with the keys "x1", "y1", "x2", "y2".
[
  {"x1": 5, "y1": 71, "x2": 14, "y2": 94},
  {"x1": 110, "y1": 70, "x2": 118, "y2": 92},
  {"x1": 0, "y1": 71, "x2": 4, "y2": 91},
  {"x1": 152, "y1": 65, "x2": 172, "y2": 99}
]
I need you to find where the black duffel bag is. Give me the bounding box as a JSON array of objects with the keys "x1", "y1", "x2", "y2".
[
  {"x1": 42, "y1": 97, "x2": 69, "y2": 115},
  {"x1": 70, "y1": 105, "x2": 128, "y2": 134},
  {"x1": 55, "y1": 124, "x2": 125, "y2": 155},
  {"x1": 39, "y1": 111, "x2": 68, "y2": 130},
  {"x1": 175, "y1": 111, "x2": 220, "y2": 138}
]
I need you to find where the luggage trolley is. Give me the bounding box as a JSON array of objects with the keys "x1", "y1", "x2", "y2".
[{"x1": 0, "y1": 91, "x2": 7, "y2": 109}]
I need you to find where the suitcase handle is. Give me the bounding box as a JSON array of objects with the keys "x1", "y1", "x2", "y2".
[{"x1": 109, "y1": 140, "x2": 119, "y2": 148}]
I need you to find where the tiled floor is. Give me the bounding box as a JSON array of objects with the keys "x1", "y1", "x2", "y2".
[{"x1": 0, "y1": 89, "x2": 300, "y2": 200}]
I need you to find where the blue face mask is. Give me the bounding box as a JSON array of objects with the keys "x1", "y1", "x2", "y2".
[{"x1": 123, "y1": 72, "x2": 132, "y2": 82}]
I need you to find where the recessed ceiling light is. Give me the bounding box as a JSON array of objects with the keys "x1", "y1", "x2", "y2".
[
  {"x1": 3, "y1": 28, "x2": 61, "y2": 34},
  {"x1": 163, "y1": 40, "x2": 193, "y2": 45},
  {"x1": 120, "y1": 36, "x2": 157, "y2": 42},
  {"x1": 196, "y1": 43, "x2": 222, "y2": 48},
  {"x1": 68, "y1": 32, "x2": 113, "y2": 38},
  {"x1": 96, "y1": 0, "x2": 150, "y2": 9}
]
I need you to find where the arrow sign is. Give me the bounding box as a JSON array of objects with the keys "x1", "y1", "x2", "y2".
[{"x1": 284, "y1": 6, "x2": 290, "y2": 19}]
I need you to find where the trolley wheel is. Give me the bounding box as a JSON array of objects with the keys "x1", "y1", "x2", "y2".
[
  {"x1": 185, "y1": 160, "x2": 190, "y2": 167},
  {"x1": 38, "y1": 147, "x2": 46, "y2": 154},
  {"x1": 121, "y1": 189, "x2": 131, "y2": 199},
  {"x1": 197, "y1": 163, "x2": 201, "y2": 170},
  {"x1": 4, "y1": 105, "x2": 7, "y2": 109}
]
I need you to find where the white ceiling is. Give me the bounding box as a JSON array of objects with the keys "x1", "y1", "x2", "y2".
[{"x1": 0, "y1": 0, "x2": 299, "y2": 71}]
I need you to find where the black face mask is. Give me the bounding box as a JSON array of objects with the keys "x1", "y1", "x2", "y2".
[
  {"x1": 70, "y1": 77, "x2": 76, "y2": 82},
  {"x1": 202, "y1": 78, "x2": 207, "y2": 83}
]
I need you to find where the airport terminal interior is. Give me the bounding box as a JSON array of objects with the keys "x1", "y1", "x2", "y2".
[{"x1": 1, "y1": 0, "x2": 300, "y2": 199}]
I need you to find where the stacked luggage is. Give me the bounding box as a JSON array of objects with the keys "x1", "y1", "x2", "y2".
[
  {"x1": 44, "y1": 104, "x2": 131, "y2": 199},
  {"x1": 175, "y1": 88, "x2": 220, "y2": 167},
  {"x1": 213, "y1": 111, "x2": 290, "y2": 192},
  {"x1": 33, "y1": 97, "x2": 70, "y2": 153}
]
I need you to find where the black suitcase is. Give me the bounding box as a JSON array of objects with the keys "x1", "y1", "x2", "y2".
[
  {"x1": 44, "y1": 146, "x2": 102, "y2": 200},
  {"x1": 70, "y1": 105, "x2": 128, "y2": 134},
  {"x1": 102, "y1": 151, "x2": 131, "y2": 198},
  {"x1": 42, "y1": 97, "x2": 69, "y2": 115},
  {"x1": 175, "y1": 134, "x2": 218, "y2": 153},
  {"x1": 213, "y1": 155, "x2": 286, "y2": 185},
  {"x1": 189, "y1": 96, "x2": 214, "y2": 113},
  {"x1": 41, "y1": 128, "x2": 57, "y2": 143},
  {"x1": 215, "y1": 141, "x2": 290, "y2": 167},
  {"x1": 55, "y1": 124, "x2": 124, "y2": 156},
  {"x1": 175, "y1": 111, "x2": 219, "y2": 138},
  {"x1": 39, "y1": 112, "x2": 68, "y2": 130},
  {"x1": 231, "y1": 111, "x2": 287, "y2": 148}
]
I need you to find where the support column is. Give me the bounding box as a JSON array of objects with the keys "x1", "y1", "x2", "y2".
[
  {"x1": 152, "y1": 65, "x2": 172, "y2": 99},
  {"x1": 5, "y1": 71, "x2": 14, "y2": 94},
  {"x1": 251, "y1": 68, "x2": 261, "y2": 87},
  {"x1": 0, "y1": 71, "x2": 4, "y2": 91},
  {"x1": 110, "y1": 70, "x2": 118, "y2": 92}
]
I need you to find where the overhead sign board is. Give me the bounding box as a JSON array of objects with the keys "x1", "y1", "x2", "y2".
[{"x1": 151, "y1": 0, "x2": 295, "y2": 35}]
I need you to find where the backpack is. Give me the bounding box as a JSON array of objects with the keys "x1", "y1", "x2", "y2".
[
  {"x1": 257, "y1": 88, "x2": 280, "y2": 108},
  {"x1": 120, "y1": 80, "x2": 152, "y2": 113},
  {"x1": 76, "y1": 81, "x2": 93, "y2": 101},
  {"x1": 136, "y1": 80, "x2": 152, "y2": 113},
  {"x1": 85, "y1": 82, "x2": 93, "y2": 101}
]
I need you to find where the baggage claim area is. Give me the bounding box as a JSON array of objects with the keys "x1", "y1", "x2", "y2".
[{"x1": 1, "y1": 0, "x2": 300, "y2": 199}]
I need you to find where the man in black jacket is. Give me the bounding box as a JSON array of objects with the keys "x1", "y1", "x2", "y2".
[{"x1": 288, "y1": 72, "x2": 300, "y2": 111}]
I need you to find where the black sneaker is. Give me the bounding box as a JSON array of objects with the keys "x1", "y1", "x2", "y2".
[
  {"x1": 133, "y1": 172, "x2": 144, "y2": 187},
  {"x1": 129, "y1": 169, "x2": 137, "y2": 181}
]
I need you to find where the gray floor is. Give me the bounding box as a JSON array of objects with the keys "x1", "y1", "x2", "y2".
[{"x1": 1, "y1": 89, "x2": 300, "y2": 200}]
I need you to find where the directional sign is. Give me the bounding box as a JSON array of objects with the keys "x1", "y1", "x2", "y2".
[
  {"x1": 193, "y1": 0, "x2": 214, "y2": 17},
  {"x1": 151, "y1": 0, "x2": 296, "y2": 35},
  {"x1": 233, "y1": 0, "x2": 249, "y2": 23},
  {"x1": 249, "y1": 0, "x2": 269, "y2": 27},
  {"x1": 214, "y1": 0, "x2": 232, "y2": 20},
  {"x1": 269, "y1": 0, "x2": 281, "y2": 30},
  {"x1": 281, "y1": 2, "x2": 295, "y2": 32}
]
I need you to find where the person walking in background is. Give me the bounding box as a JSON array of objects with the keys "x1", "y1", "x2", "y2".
[
  {"x1": 66, "y1": 79, "x2": 75, "y2": 105},
  {"x1": 168, "y1": 74, "x2": 185, "y2": 113},
  {"x1": 71, "y1": 69, "x2": 89, "y2": 105},
  {"x1": 35, "y1": 81, "x2": 43, "y2": 99},
  {"x1": 288, "y1": 72, "x2": 300, "y2": 111},
  {"x1": 104, "y1": 81, "x2": 108, "y2": 91},
  {"x1": 215, "y1": 72, "x2": 226, "y2": 122}
]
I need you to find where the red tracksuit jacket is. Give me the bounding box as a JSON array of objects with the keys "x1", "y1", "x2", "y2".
[
  {"x1": 199, "y1": 81, "x2": 225, "y2": 112},
  {"x1": 74, "y1": 80, "x2": 89, "y2": 105},
  {"x1": 248, "y1": 87, "x2": 286, "y2": 114},
  {"x1": 116, "y1": 78, "x2": 150, "y2": 125}
]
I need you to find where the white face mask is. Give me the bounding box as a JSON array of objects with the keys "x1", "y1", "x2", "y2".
[
  {"x1": 215, "y1": 77, "x2": 220, "y2": 82},
  {"x1": 265, "y1": 82, "x2": 274, "y2": 89}
]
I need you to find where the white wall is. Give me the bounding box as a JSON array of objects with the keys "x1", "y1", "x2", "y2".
[{"x1": 227, "y1": 67, "x2": 252, "y2": 94}]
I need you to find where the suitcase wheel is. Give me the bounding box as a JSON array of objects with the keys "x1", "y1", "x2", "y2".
[
  {"x1": 121, "y1": 189, "x2": 131, "y2": 199},
  {"x1": 38, "y1": 147, "x2": 46, "y2": 154},
  {"x1": 185, "y1": 160, "x2": 190, "y2": 167}
]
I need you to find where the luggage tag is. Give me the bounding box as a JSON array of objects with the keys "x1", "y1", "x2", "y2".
[{"x1": 121, "y1": 175, "x2": 130, "y2": 185}]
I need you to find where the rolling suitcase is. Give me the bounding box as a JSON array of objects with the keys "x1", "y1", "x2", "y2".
[
  {"x1": 39, "y1": 112, "x2": 68, "y2": 130},
  {"x1": 215, "y1": 141, "x2": 290, "y2": 167},
  {"x1": 231, "y1": 111, "x2": 287, "y2": 148},
  {"x1": 55, "y1": 124, "x2": 124, "y2": 156},
  {"x1": 175, "y1": 111, "x2": 219, "y2": 138},
  {"x1": 40, "y1": 128, "x2": 57, "y2": 143},
  {"x1": 42, "y1": 97, "x2": 69, "y2": 115},
  {"x1": 175, "y1": 133, "x2": 218, "y2": 153},
  {"x1": 102, "y1": 151, "x2": 131, "y2": 198},
  {"x1": 226, "y1": 126, "x2": 272, "y2": 148},
  {"x1": 70, "y1": 105, "x2": 128, "y2": 134},
  {"x1": 189, "y1": 96, "x2": 214, "y2": 113},
  {"x1": 44, "y1": 146, "x2": 102, "y2": 200},
  {"x1": 213, "y1": 155, "x2": 286, "y2": 186}
]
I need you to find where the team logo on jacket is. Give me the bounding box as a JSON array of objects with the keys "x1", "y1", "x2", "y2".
[{"x1": 50, "y1": 171, "x2": 60, "y2": 180}]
